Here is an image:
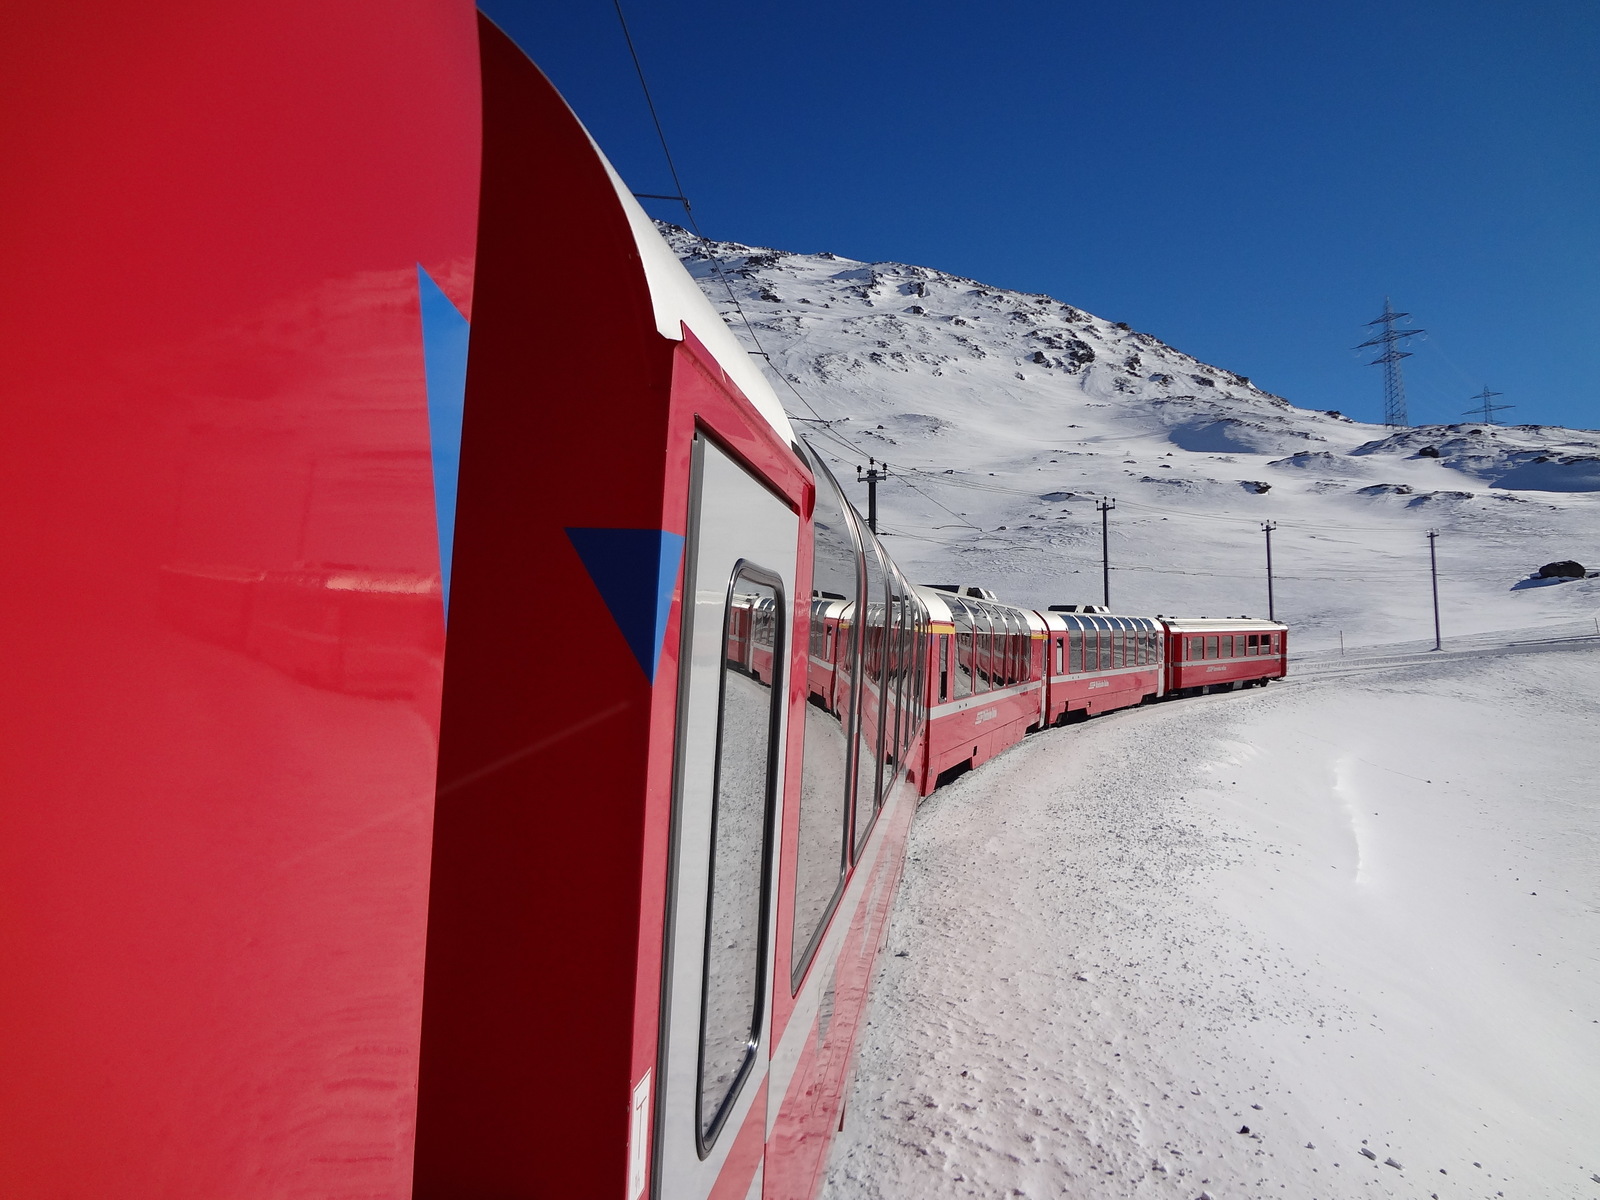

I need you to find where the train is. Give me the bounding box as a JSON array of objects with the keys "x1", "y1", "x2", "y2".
[{"x1": 0, "y1": 6, "x2": 1285, "y2": 1199}]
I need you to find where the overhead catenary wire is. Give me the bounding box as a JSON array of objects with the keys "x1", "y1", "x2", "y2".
[{"x1": 610, "y1": 0, "x2": 891, "y2": 476}]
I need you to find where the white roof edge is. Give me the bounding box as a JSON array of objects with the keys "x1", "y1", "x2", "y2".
[
  {"x1": 910, "y1": 585, "x2": 955, "y2": 623},
  {"x1": 1159, "y1": 618, "x2": 1287, "y2": 631},
  {"x1": 590, "y1": 150, "x2": 798, "y2": 447},
  {"x1": 912, "y1": 585, "x2": 1049, "y2": 625}
]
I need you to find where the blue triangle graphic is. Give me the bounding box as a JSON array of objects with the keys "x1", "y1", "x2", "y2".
[
  {"x1": 565, "y1": 528, "x2": 686, "y2": 683},
  {"x1": 417, "y1": 264, "x2": 470, "y2": 620}
]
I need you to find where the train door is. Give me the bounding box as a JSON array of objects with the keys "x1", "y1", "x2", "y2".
[{"x1": 654, "y1": 435, "x2": 799, "y2": 1200}]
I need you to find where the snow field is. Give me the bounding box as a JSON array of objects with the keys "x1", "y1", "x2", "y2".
[
  {"x1": 665, "y1": 224, "x2": 1600, "y2": 653},
  {"x1": 822, "y1": 644, "x2": 1600, "y2": 1199}
]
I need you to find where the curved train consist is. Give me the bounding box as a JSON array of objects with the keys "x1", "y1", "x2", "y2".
[{"x1": 0, "y1": 7, "x2": 1284, "y2": 1199}]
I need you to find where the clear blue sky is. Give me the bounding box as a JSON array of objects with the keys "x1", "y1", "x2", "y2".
[{"x1": 485, "y1": 1, "x2": 1598, "y2": 431}]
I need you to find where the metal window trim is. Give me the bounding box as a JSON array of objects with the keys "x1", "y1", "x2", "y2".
[{"x1": 694, "y1": 558, "x2": 787, "y2": 1158}]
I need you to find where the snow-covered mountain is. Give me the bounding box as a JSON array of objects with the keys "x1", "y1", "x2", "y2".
[{"x1": 663, "y1": 224, "x2": 1600, "y2": 650}]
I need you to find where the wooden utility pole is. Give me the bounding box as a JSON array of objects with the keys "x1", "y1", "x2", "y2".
[
  {"x1": 1097, "y1": 498, "x2": 1115, "y2": 608},
  {"x1": 1261, "y1": 521, "x2": 1277, "y2": 621},
  {"x1": 1427, "y1": 528, "x2": 1442, "y2": 651}
]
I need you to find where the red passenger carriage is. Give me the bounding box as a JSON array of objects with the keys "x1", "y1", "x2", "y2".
[
  {"x1": 1040, "y1": 610, "x2": 1166, "y2": 722},
  {"x1": 3, "y1": 8, "x2": 1288, "y2": 1197},
  {"x1": 1161, "y1": 618, "x2": 1289, "y2": 695}
]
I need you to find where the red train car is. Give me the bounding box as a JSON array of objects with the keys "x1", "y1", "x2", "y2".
[
  {"x1": 3, "y1": 8, "x2": 1290, "y2": 1197},
  {"x1": 1161, "y1": 617, "x2": 1289, "y2": 695},
  {"x1": 917, "y1": 587, "x2": 1046, "y2": 790},
  {"x1": 1040, "y1": 610, "x2": 1166, "y2": 722}
]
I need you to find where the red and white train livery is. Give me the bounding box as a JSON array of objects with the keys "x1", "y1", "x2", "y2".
[{"x1": 0, "y1": 8, "x2": 1285, "y2": 1199}]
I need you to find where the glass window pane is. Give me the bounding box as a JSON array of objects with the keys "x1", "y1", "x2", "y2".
[
  {"x1": 701, "y1": 570, "x2": 782, "y2": 1142},
  {"x1": 972, "y1": 604, "x2": 992, "y2": 692},
  {"x1": 853, "y1": 541, "x2": 888, "y2": 854},
  {"x1": 791, "y1": 460, "x2": 859, "y2": 986},
  {"x1": 952, "y1": 600, "x2": 974, "y2": 699}
]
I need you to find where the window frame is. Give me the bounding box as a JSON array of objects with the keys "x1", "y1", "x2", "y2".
[{"x1": 696, "y1": 560, "x2": 786, "y2": 1155}]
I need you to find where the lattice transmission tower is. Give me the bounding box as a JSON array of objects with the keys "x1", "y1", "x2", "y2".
[
  {"x1": 1356, "y1": 298, "x2": 1425, "y2": 427},
  {"x1": 1464, "y1": 386, "x2": 1513, "y2": 424}
]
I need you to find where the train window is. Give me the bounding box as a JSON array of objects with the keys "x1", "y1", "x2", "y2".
[
  {"x1": 985, "y1": 606, "x2": 999, "y2": 688},
  {"x1": 1219, "y1": 635, "x2": 1230, "y2": 658},
  {"x1": 790, "y1": 460, "x2": 859, "y2": 990},
  {"x1": 893, "y1": 574, "x2": 913, "y2": 771},
  {"x1": 911, "y1": 597, "x2": 928, "y2": 737},
  {"x1": 938, "y1": 634, "x2": 950, "y2": 702},
  {"x1": 972, "y1": 604, "x2": 993, "y2": 692},
  {"x1": 900, "y1": 598, "x2": 916, "y2": 757},
  {"x1": 952, "y1": 600, "x2": 974, "y2": 699},
  {"x1": 700, "y1": 567, "x2": 783, "y2": 1145},
  {"x1": 1205, "y1": 635, "x2": 1219, "y2": 659},
  {"x1": 883, "y1": 575, "x2": 904, "y2": 778},
  {"x1": 1055, "y1": 637, "x2": 1064, "y2": 675},
  {"x1": 853, "y1": 541, "x2": 889, "y2": 856}
]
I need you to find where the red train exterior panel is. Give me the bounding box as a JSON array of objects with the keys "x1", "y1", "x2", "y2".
[{"x1": 0, "y1": 3, "x2": 479, "y2": 1195}]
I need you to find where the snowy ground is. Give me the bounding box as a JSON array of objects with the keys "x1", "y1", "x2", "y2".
[{"x1": 821, "y1": 636, "x2": 1600, "y2": 1199}]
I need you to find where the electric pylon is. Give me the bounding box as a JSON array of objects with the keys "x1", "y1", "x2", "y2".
[
  {"x1": 1463, "y1": 387, "x2": 1513, "y2": 425},
  {"x1": 1356, "y1": 298, "x2": 1425, "y2": 427}
]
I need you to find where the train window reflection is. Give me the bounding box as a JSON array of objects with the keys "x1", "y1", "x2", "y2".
[
  {"x1": 852, "y1": 542, "x2": 888, "y2": 855},
  {"x1": 700, "y1": 567, "x2": 782, "y2": 1145},
  {"x1": 951, "y1": 599, "x2": 974, "y2": 699},
  {"x1": 790, "y1": 457, "x2": 860, "y2": 990}
]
